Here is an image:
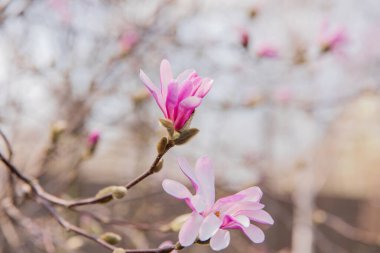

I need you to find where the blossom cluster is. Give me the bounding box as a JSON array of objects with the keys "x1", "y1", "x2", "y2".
[{"x1": 140, "y1": 59, "x2": 273, "y2": 251}]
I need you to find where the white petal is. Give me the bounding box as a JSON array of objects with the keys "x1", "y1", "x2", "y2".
[
  {"x1": 246, "y1": 210, "x2": 274, "y2": 225},
  {"x1": 194, "y1": 156, "x2": 215, "y2": 207},
  {"x1": 210, "y1": 229, "x2": 230, "y2": 251},
  {"x1": 177, "y1": 157, "x2": 199, "y2": 191},
  {"x1": 190, "y1": 194, "x2": 206, "y2": 213},
  {"x1": 162, "y1": 179, "x2": 191, "y2": 199},
  {"x1": 242, "y1": 224, "x2": 265, "y2": 243},
  {"x1": 179, "y1": 212, "x2": 203, "y2": 247},
  {"x1": 232, "y1": 215, "x2": 250, "y2": 228},
  {"x1": 198, "y1": 213, "x2": 222, "y2": 241}
]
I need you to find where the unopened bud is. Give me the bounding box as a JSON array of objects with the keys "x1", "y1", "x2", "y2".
[
  {"x1": 240, "y1": 30, "x2": 250, "y2": 49},
  {"x1": 111, "y1": 186, "x2": 128, "y2": 200},
  {"x1": 86, "y1": 130, "x2": 101, "y2": 156},
  {"x1": 100, "y1": 232, "x2": 122, "y2": 245},
  {"x1": 156, "y1": 137, "x2": 168, "y2": 155},
  {"x1": 173, "y1": 128, "x2": 199, "y2": 145},
  {"x1": 50, "y1": 120, "x2": 67, "y2": 144},
  {"x1": 95, "y1": 186, "x2": 127, "y2": 202},
  {"x1": 113, "y1": 248, "x2": 125, "y2": 253},
  {"x1": 159, "y1": 119, "x2": 174, "y2": 137},
  {"x1": 152, "y1": 159, "x2": 164, "y2": 173}
]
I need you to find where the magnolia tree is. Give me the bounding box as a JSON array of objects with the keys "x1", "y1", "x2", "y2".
[{"x1": 0, "y1": 59, "x2": 273, "y2": 253}]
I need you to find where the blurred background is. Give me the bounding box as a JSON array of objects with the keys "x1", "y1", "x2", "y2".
[{"x1": 1, "y1": 0, "x2": 380, "y2": 252}]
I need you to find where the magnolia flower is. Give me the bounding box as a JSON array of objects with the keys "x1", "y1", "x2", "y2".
[
  {"x1": 140, "y1": 60, "x2": 213, "y2": 131},
  {"x1": 162, "y1": 157, "x2": 274, "y2": 251}
]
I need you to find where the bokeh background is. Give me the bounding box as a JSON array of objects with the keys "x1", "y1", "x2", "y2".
[{"x1": 1, "y1": 0, "x2": 380, "y2": 252}]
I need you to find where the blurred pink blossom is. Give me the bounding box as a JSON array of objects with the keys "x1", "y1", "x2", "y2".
[
  {"x1": 163, "y1": 157, "x2": 273, "y2": 250},
  {"x1": 140, "y1": 59, "x2": 213, "y2": 131},
  {"x1": 255, "y1": 42, "x2": 279, "y2": 58},
  {"x1": 87, "y1": 130, "x2": 100, "y2": 147},
  {"x1": 239, "y1": 29, "x2": 250, "y2": 48},
  {"x1": 319, "y1": 22, "x2": 348, "y2": 53},
  {"x1": 119, "y1": 30, "x2": 140, "y2": 53},
  {"x1": 273, "y1": 86, "x2": 293, "y2": 104}
]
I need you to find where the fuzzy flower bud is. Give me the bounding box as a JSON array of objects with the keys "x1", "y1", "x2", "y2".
[{"x1": 100, "y1": 232, "x2": 122, "y2": 245}]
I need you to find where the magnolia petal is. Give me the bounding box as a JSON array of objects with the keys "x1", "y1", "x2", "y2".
[
  {"x1": 189, "y1": 194, "x2": 206, "y2": 213},
  {"x1": 245, "y1": 210, "x2": 274, "y2": 225},
  {"x1": 177, "y1": 157, "x2": 199, "y2": 191},
  {"x1": 174, "y1": 97, "x2": 202, "y2": 129},
  {"x1": 225, "y1": 201, "x2": 265, "y2": 216},
  {"x1": 162, "y1": 179, "x2": 192, "y2": 199},
  {"x1": 160, "y1": 59, "x2": 173, "y2": 98},
  {"x1": 241, "y1": 224, "x2": 265, "y2": 243},
  {"x1": 194, "y1": 78, "x2": 213, "y2": 98},
  {"x1": 194, "y1": 156, "x2": 215, "y2": 208},
  {"x1": 210, "y1": 229, "x2": 231, "y2": 251},
  {"x1": 213, "y1": 194, "x2": 245, "y2": 212},
  {"x1": 140, "y1": 69, "x2": 167, "y2": 117},
  {"x1": 179, "y1": 212, "x2": 203, "y2": 247},
  {"x1": 180, "y1": 96, "x2": 202, "y2": 109},
  {"x1": 237, "y1": 186, "x2": 263, "y2": 202},
  {"x1": 166, "y1": 81, "x2": 179, "y2": 120},
  {"x1": 176, "y1": 69, "x2": 195, "y2": 84},
  {"x1": 231, "y1": 215, "x2": 250, "y2": 228},
  {"x1": 198, "y1": 213, "x2": 222, "y2": 241},
  {"x1": 177, "y1": 80, "x2": 193, "y2": 103}
]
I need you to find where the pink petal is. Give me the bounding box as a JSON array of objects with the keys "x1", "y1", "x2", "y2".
[
  {"x1": 177, "y1": 80, "x2": 193, "y2": 103},
  {"x1": 162, "y1": 179, "x2": 192, "y2": 199},
  {"x1": 176, "y1": 69, "x2": 195, "y2": 84},
  {"x1": 194, "y1": 156, "x2": 215, "y2": 208},
  {"x1": 213, "y1": 194, "x2": 245, "y2": 212},
  {"x1": 177, "y1": 157, "x2": 199, "y2": 191},
  {"x1": 174, "y1": 96, "x2": 202, "y2": 130},
  {"x1": 241, "y1": 224, "x2": 265, "y2": 243},
  {"x1": 237, "y1": 186, "x2": 263, "y2": 202},
  {"x1": 198, "y1": 213, "x2": 222, "y2": 241},
  {"x1": 180, "y1": 96, "x2": 202, "y2": 109},
  {"x1": 194, "y1": 78, "x2": 213, "y2": 98},
  {"x1": 179, "y1": 212, "x2": 203, "y2": 247},
  {"x1": 210, "y1": 229, "x2": 230, "y2": 251},
  {"x1": 230, "y1": 215, "x2": 250, "y2": 228},
  {"x1": 160, "y1": 59, "x2": 173, "y2": 99},
  {"x1": 225, "y1": 201, "x2": 265, "y2": 216},
  {"x1": 140, "y1": 69, "x2": 167, "y2": 117},
  {"x1": 166, "y1": 81, "x2": 179, "y2": 120},
  {"x1": 244, "y1": 210, "x2": 274, "y2": 225}
]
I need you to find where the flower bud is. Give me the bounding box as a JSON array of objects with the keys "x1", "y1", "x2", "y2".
[
  {"x1": 113, "y1": 248, "x2": 125, "y2": 253},
  {"x1": 152, "y1": 159, "x2": 164, "y2": 173},
  {"x1": 156, "y1": 137, "x2": 168, "y2": 155},
  {"x1": 95, "y1": 186, "x2": 127, "y2": 202},
  {"x1": 86, "y1": 130, "x2": 101, "y2": 157},
  {"x1": 159, "y1": 119, "x2": 174, "y2": 137},
  {"x1": 240, "y1": 29, "x2": 250, "y2": 49},
  {"x1": 50, "y1": 120, "x2": 67, "y2": 144},
  {"x1": 100, "y1": 232, "x2": 122, "y2": 245},
  {"x1": 173, "y1": 128, "x2": 199, "y2": 145}
]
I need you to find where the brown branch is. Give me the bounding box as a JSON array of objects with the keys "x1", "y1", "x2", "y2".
[{"x1": 0, "y1": 138, "x2": 174, "y2": 209}]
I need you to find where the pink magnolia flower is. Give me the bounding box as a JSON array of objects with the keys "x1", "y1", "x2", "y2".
[
  {"x1": 162, "y1": 157, "x2": 274, "y2": 251},
  {"x1": 319, "y1": 22, "x2": 347, "y2": 53},
  {"x1": 140, "y1": 59, "x2": 213, "y2": 131},
  {"x1": 255, "y1": 42, "x2": 279, "y2": 58}
]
